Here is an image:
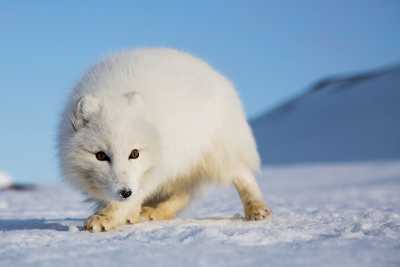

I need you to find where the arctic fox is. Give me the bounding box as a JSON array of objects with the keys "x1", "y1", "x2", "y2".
[{"x1": 58, "y1": 48, "x2": 271, "y2": 232}]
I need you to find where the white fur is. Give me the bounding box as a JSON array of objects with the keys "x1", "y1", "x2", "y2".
[{"x1": 58, "y1": 48, "x2": 261, "y2": 212}]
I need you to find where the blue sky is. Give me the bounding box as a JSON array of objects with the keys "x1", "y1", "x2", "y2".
[{"x1": 0, "y1": 1, "x2": 399, "y2": 183}]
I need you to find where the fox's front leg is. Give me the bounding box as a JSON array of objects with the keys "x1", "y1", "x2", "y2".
[{"x1": 84, "y1": 201, "x2": 140, "y2": 232}]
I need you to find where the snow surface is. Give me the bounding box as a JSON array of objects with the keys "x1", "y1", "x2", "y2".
[
  {"x1": 0, "y1": 172, "x2": 12, "y2": 190},
  {"x1": 1, "y1": 161, "x2": 400, "y2": 267}
]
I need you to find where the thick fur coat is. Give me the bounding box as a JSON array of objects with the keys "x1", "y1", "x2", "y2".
[{"x1": 58, "y1": 48, "x2": 271, "y2": 232}]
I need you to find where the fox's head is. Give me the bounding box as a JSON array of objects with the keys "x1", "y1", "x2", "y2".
[{"x1": 59, "y1": 92, "x2": 160, "y2": 202}]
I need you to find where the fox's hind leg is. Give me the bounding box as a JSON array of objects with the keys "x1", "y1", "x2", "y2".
[
  {"x1": 233, "y1": 169, "x2": 272, "y2": 220},
  {"x1": 140, "y1": 191, "x2": 191, "y2": 221}
]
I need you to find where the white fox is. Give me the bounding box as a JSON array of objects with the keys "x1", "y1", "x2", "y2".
[{"x1": 58, "y1": 48, "x2": 271, "y2": 232}]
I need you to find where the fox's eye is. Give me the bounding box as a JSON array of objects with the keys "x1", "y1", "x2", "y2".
[
  {"x1": 129, "y1": 149, "x2": 140, "y2": 160},
  {"x1": 95, "y1": 151, "x2": 110, "y2": 162}
]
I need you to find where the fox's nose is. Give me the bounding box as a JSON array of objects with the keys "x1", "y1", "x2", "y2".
[{"x1": 119, "y1": 188, "x2": 132, "y2": 199}]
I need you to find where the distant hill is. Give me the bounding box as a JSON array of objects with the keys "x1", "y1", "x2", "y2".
[{"x1": 251, "y1": 65, "x2": 400, "y2": 165}]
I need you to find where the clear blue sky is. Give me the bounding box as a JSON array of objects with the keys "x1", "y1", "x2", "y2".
[{"x1": 0, "y1": 1, "x2": 399, "y2": 183}]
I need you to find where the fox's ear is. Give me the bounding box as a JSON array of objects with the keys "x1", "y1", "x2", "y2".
[
  {"x1": 123, "y1": 91, "x2": 143, "y2": 106},
  {"x1": 71, "y1": 95, "x2": 101, "y2": 131}
]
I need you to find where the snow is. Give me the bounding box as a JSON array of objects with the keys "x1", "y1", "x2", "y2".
[
  {"x1": 1, "y1": 161, "x2": 400, "y2": 267},
  {"x1": 252, "y1": 66, "x2": 400, "y2": 165},
  {"x1": 0, "y1": 171, "x2": 12, "y2": 190}
]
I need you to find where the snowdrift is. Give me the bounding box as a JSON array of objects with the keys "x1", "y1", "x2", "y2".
[
  {"x1": 0, "y1": 172, "x2": 12, "y2": 190},
  {"x1": 251, "y1": 65, "x2": 400, "y2": 165}
]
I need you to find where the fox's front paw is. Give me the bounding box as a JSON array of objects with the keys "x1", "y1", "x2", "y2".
[
  {"x1": 84, "y1": 214, "x2": 119, "y2": 232},
  {"x1": 244, "y1": 200, "x2": 272, "y2": 221}
]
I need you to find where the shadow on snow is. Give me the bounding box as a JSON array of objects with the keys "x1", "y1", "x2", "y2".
[{"x1": 0, "y1": 218, "x2": 83, "y2": 232}]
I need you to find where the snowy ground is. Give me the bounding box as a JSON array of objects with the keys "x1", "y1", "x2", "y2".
[{"x1": 1, "y1": 161, "x2": 400, "y2": 267}]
